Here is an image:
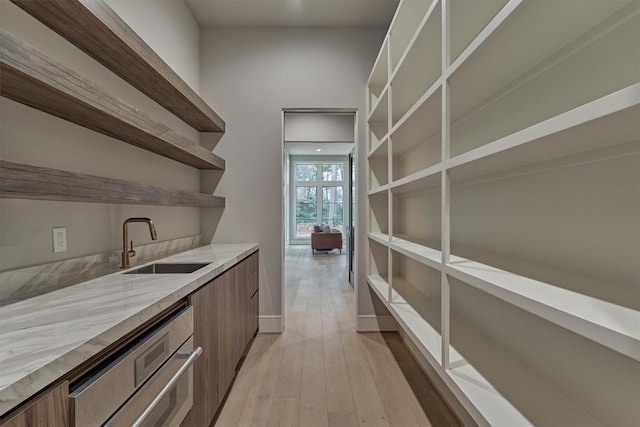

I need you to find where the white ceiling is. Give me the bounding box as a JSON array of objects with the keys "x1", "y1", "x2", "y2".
[
  {"x1": 286, "y1": 142, "x2": 353, "y2": 156},
  {"x1": 185, "y1": 0, "x2": 399, "y2": 28}
]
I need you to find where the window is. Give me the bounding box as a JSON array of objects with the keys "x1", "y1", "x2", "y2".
[
  {"x1": 292, "y1": 159, "x2": 348, "y2": 239},
  {"x1": 322, "y1": 163, "x2": 344, "y2": 181},
  {"x1": 322, "y1": 186, "x2": 343, "y2": 232},
  {"x1": 295, "y1": 164, "x2": 317, "y2": 181},
  {"x1": 295, "y1": 186, "x2": 316, "y2": 237}
]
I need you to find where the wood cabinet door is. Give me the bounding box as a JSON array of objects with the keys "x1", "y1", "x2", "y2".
[
  {"x1": 234, "y1": 256, "x2": 250, "y2": 362},
  {"x1": 249, "y1": 290, "x2": 259, "y2": 340},
  {"x1": 234, "y1": 251, "x2": 259, "y2": 362},
  {"x1": 187, "y1": 277, "x2": 219, "y2": 427},
  {"x1": 1, "y1": 382, "x2": 68, "y2": 427},
  {"x1": 248, "y1": 251, "x2": 259, "y2": 297},
  {"x1": 217, "y1": 268, "x2": 236, "y2": 401},
  {"x1": 248, "y1": 252, "x2": 259, "y2": 337},
  {"x1": 185, "y1": 253, "x2": 258, "y2": 425}
]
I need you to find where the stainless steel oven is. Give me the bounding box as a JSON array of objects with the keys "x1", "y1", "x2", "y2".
[{"x1": 69, "y1": 306, "x2": 201, "y2": 427}]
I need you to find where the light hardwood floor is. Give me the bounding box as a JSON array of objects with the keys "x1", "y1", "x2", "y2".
[{"x1": 215, "y1": 245, "x2": 460, "y2": 427}]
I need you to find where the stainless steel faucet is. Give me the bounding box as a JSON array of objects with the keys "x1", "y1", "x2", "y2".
[{"x1": 122, "y1": 217, "x2": 157, "y2": 268}]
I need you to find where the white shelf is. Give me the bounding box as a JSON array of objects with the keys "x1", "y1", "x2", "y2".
[
  {"x1": 368, "y1": 85, "x2": 386, "y2": 116},
  {"x1": 391, "y1": 173, "x2": 441, "y2": 259},
  {"x1": 367, "y1": 86, "x2": 389, "y2": 123},
  {"x1": 446, "y1": 84, "x2": 640, "y2": 181},
  {"x1": 389, "y1": 0, "x2": 434, "y2": 72},
  {"x1": 394, "y1": 301, "x2": 442, "y2": 365},
  {"x1": 449, "y1": 0, "x2": 510, "y2": 65},
  {"x1": 367, "y1": 185, "x2": 388, "y2": 197},
  {"x1": 367, "y1": 275, "x2": 442, "y2": 365},
  {"x1": 367, "y1": 135, "x2": 388, "y2": 160},
  {"x1": 390, "y1": 163, "x2": 441, "y2": 193},
  {"x1": 367, "y1": 274, "x2": 390, "y2": 299},
  {"x1": 368, "y1": 137, "x2": 389, "y2": 191},
  {"x1": 391, "y1": 78, "x2": 442, "y2": 137},
  {"x1": 447, "y1": 0, "x2": 521, "y2": 78},
  {"x1": 447, "y1": 0, "x2": 629, "y2": 86},
  {"x1": 368, "y1": 191, "x2": 389, "y2": 235},
  {"x1": 448, "y1": 1, "x2": 638, "y2": 157},
  {"x1": 368, "y1": 231, "x2": 389, "y2": 246},
  {"x1": 446, "y1": 255, "x2": 640, "y2": 361},
  {"x1": 368, "y1": 238, "x2": 389, "y2": 285},
  {"x1": 391, "y1": 276, "x2": 442, "y2": 364},
  {"x1": 448, "y1": 312, "x2": 604, "y2": 427},
  {"x1": 369, "y1": 125, "x2": 388, "y2": 152},
  {"x1": 391, "y1": 82, "x2": 441, "y2": 181},
  {"x1": 389, "y1": 236, "x2": 441, "y2": 270},
  {"x1": 367, "y1": 37, "x2": 389, "y2": 90},
  {"x1": 390, "y1": 1, "x2": 441, "y2": 125},
  {"x1": 367, "y1": 0, "x2": 639, "y2": 424},
  {"x1": 369, "y1": 169, "x2": 389, "y2": 195}
]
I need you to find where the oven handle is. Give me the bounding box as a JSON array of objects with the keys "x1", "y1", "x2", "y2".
[{"x1": 130, "y1": 346, "x2": 203, "y2": 427}]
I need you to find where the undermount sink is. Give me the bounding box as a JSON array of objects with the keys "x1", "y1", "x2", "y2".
[{"x1": 124, "y1": 262, "x2": 211, "y2": 274}]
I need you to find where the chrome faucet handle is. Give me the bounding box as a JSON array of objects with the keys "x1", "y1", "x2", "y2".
[{"x1": 128, "y1": 240, "x2": 136, "y2": 258}]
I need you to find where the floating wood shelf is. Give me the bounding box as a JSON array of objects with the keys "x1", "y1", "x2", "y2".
[
  {"x1": 0, "y1": 161, "x2": 225, "y2": 207},
  {"x1": 11, "y1": 0, "x2": 225, "y2": 133},
  {"x1": 0, "y1": 29, "x2": 224, "y2": 170}
]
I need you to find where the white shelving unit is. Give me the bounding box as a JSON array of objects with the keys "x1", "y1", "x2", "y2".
[
  {"x1": 391, "y1": 82, "x2": 442, "y2": 181},
  {"x1": 390, "y1": 1, "x2": 441, "y2": 126},
  {"x1": 365, "y1": 1, "x2": 640, "y2": 425},
  {"x1": 368, "y1": 137, "x2": 389, "y2": 192}
]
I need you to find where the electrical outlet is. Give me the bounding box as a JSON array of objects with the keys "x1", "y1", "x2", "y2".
[{"x1": 53, "y1": 227, "x2": 67, "y2": 253}]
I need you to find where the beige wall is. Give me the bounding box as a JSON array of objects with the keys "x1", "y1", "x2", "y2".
[
  {"x1": 199, "y1": 27, "x2": 386, "y2": 329},
  {"x1": 285, "y1": 113, "x2": 355, "y2": 142},
  {"x1": 0, "y1": 1, "x2": 203, "y2": 271},
  {"x1": 104, "y1": 0, "x2": 201, "y2": 93}
]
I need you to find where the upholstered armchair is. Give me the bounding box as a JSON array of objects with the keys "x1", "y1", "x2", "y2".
[{"x1": 311, "y1": 224, "x2": 343, "y2": 253}]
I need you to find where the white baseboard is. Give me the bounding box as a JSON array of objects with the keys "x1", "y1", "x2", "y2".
[
  {"x1": 356, "y1": 315, "x2": 399, "y2": 332},
  {"x1": 259, "y1": 315, "x2": 283, "y2": 333}
]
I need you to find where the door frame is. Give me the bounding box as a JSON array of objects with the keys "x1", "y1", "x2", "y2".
[
  {"x1": 281, "y1": 108, "x2": 359, "y2": 331},
  {"x1": 348, "y1": 147, "x2": 355, "y2": 286}
]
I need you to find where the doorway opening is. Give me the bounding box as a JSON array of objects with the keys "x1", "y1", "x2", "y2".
[{"x1": 281, "y1": 110, "x2": 357, "y2": 327}]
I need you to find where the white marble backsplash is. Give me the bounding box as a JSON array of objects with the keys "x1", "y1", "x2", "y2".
[{"x1": 0, "y1": 235, "x2": 201, "y2": 306}]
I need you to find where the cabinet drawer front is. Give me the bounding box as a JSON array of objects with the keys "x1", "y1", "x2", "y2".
[{"x1": 69, "y1": 307, "x2": 193, "y2": 427}]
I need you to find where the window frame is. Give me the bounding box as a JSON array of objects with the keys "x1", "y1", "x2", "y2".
[{"x1": 290, "y1": 156, "x2": 348, "y2": 241}]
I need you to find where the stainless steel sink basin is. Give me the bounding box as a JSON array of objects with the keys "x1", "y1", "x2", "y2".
[{"x1": 124, "y1": 262, "x2": 210, "y2": 274}]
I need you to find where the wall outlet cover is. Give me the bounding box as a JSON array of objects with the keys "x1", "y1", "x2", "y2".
[{"x1": 53, "y1": 227, "x2": 67, "y2": 253}]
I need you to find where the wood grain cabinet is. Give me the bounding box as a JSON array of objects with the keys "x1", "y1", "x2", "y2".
[
  {"x1": 186, "y1": 273, "x2": 220, "y2": 427},
  {"x1": 234, "y1": 251, "x2": 260, "y2": 364},
  {"x1": 0, "y1": 382, "x2": 68, "y2": 427},
  {"x1": 216, "y1": 267, "x2": 236, "y2": 402},
  {"x1": 246, "y1": 252, "x2": 259, "y2": 345},
  {"x1": 184, "y1": 251, "x2": 259, "y2": 427},
  {"x1": 0, "y1": 252, "x2": 258, "y2": 427}
]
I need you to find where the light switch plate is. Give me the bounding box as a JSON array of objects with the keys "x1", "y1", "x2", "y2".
[{"x1": 53, "y1": 227, "x2": 67, "y2": 253}]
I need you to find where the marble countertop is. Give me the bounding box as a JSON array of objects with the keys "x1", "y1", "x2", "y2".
[{"x1": 0, "y1": 242, "x2": 259, "y2": 417}]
